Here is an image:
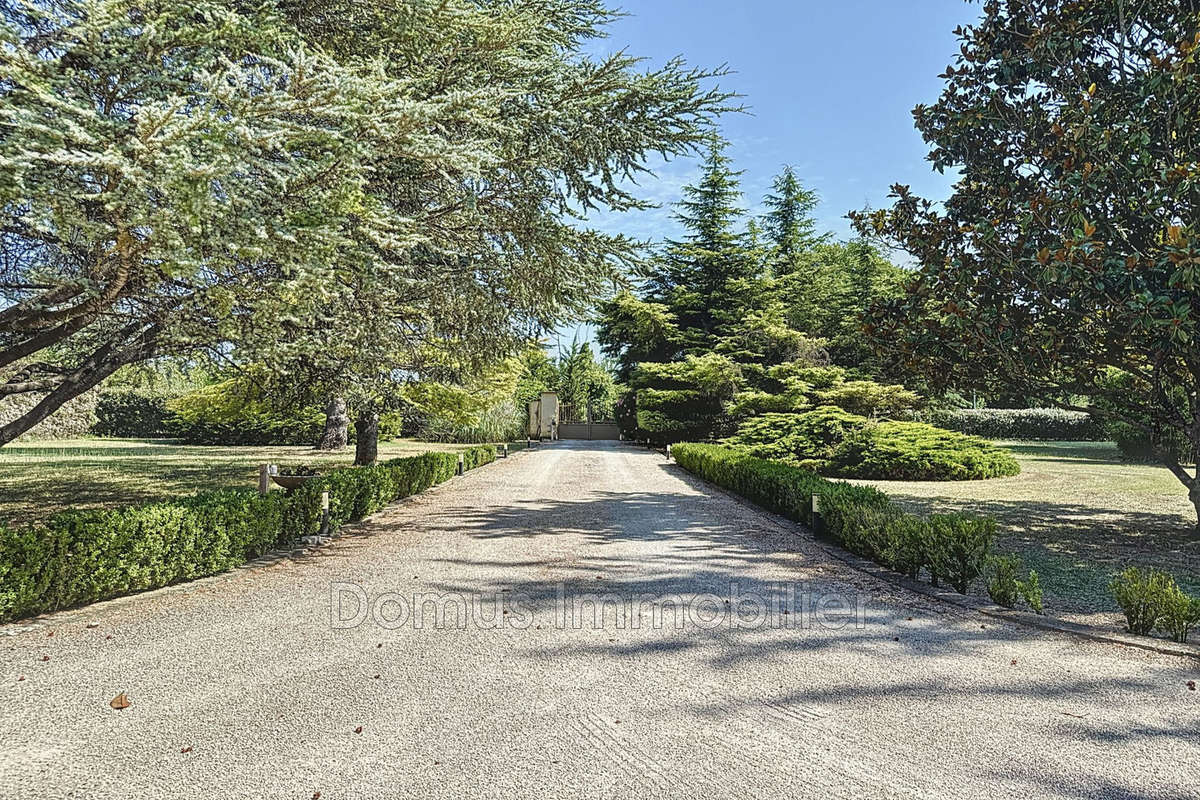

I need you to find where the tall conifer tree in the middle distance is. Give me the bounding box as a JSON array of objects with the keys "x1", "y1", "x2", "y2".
[
  {"x1": 761, "y1": 165, "x2": 826, "y2": 277},
  {"x1": 646, "y1": 139, "x2": 761, "y2": 353}
]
